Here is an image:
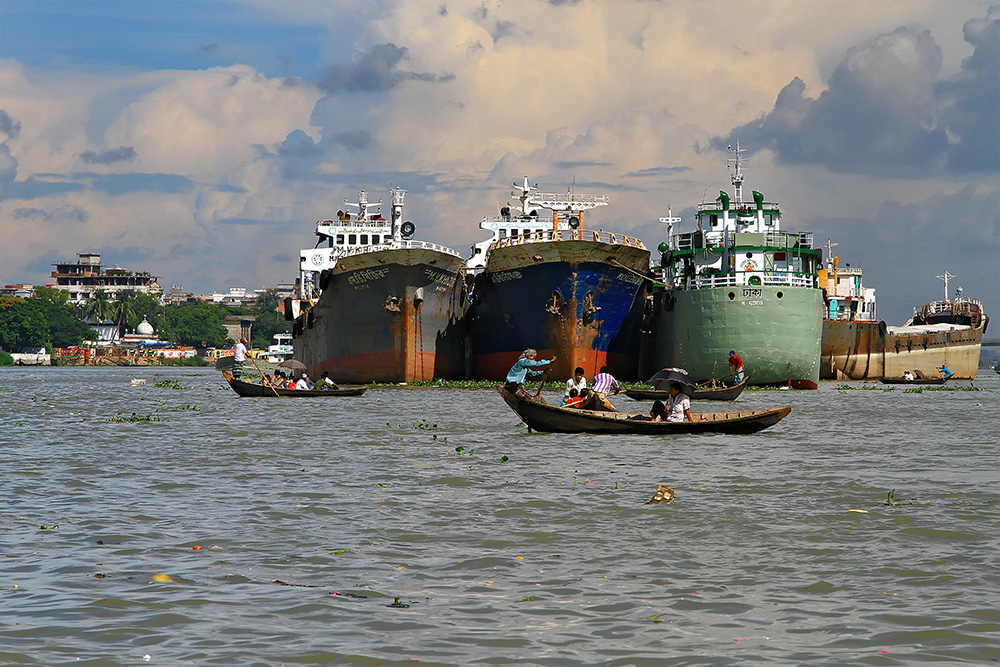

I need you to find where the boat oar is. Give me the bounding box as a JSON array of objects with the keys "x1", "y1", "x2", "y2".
[
  {"x1": 248, "y1": 352, "x2": 280, "y2": 397},
  {"x1": 534, "y1": 369, "x2": 549, "y2": 398}
]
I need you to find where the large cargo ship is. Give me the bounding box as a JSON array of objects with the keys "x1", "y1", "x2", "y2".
[
  {"x1": 641, "y1": 144, "x2": 824, "y2": 388},
  {"x1": 821, "y1": 263, "x2": 988, "y2": 380},
  {"x1": 290, "y1": 187, "x2": 468, "y2": 383},
  {"x1": 468, "y1": 178, "x2": 650, "y2": 381}
]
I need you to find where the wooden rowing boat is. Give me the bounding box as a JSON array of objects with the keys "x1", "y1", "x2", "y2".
[
  {"x1": 222, "y1": 371, "x2": 368, "y2": 397},
  {"x1": 498, "y1": 386, "x2": 790, "y2": 434},
  {"x1": 878, "y1": 377, "x2": 947, "y2": 385},
  {"x1": 625, "y1": 376, "x2": 751, "y2": 402}
]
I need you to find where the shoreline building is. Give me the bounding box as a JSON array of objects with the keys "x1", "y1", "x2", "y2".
[{"x1": 49, "y1": 253, "x2": 163, "y2": 305}]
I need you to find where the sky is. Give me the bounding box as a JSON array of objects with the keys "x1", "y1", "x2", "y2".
[{"x1": 1, "y1": 0, "x2": 997, "y2": 326}]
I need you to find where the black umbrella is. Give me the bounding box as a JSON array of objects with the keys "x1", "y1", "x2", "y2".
[
  {"x1": 647, "y1": 368, "x2": 696, "y2": 397},
  {"x1": 278, "y1": 359, "x2": 307, "y2": 370}
]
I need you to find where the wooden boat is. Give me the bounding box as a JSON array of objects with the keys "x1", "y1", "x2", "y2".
[
  {"x1": 625, "y1": 376, "x2": 751, "y2": 402},
  {"x1": 878, "y1": 377, "x2": 947, "y2": 385},
  {"x1": 498, "y1": 386, "x2": 790, "y2": 435},
  {"x1": 222, "y1": 371, "x2": 368, "y2": 397}
]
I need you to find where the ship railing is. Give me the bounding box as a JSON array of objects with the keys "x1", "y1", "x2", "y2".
[
  {"x1": 492, "y1": 229, "x2": 646, "y2": 250},
  {"x1": 672, "y1": 230, "x2": 813, "y2": 251},
  {"x1": 335, "y1": 240, "x2": 463, "y2": 260},
  {"x1": 686, "y1": 272, "x2": 817, "y2": 289}
]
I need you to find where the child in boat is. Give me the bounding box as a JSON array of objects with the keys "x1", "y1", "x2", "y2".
[{"x1": 561, "y1": 388, "x2": 584, "y2": 408}]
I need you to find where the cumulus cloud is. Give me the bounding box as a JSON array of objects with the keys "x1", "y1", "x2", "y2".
[
  {"x1": 316, "y1": 43, "x2": 453, "y2": 93},
  {"x1": 12, "y1": 205, "x2": 89, "y2": 223},
  {"x1": 80, "y1": 146, "x2": 137, "y2": 164},
  {"x1": 718, "y1": 8, "x2": 1000, "y2": 176}
]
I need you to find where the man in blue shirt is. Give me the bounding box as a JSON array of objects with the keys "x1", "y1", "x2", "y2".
[
  {"x1": 938, "y1": 364, "x2": 953, "y2": 379},
  {"x1": 505, "y1": 349, "x2": 556, "y2": 392}
]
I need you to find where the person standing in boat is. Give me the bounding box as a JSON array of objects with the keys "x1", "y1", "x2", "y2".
[
  {"x1": 665, "y1": 383, "x2": 692, "y2": 422},
  {"x1": 564, "y1": 367, "x2": 587, "y2": 401},
  {"x1": 938, "y1": 364, "x2": 953, "y2": 379},
  {"x1": 233, "y1": 337, "x2": 248, "y2": 378},
  {"x1": 592, "y1": 366, "x2": 620, "y2": 395},
  {"x1": 505, "y1": 349, "x2": 556, "y2": 392},
  {"x1": 728, "y1": 350, "x2": 745, "y2": 384}
]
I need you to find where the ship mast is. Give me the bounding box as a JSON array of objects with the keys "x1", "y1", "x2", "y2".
[
  {"x1": 727, "y1": 141, "x2": 746, "y2": 205},
  {"x1": 936, "y1": 270, "x2": 956, "y2": 302}
]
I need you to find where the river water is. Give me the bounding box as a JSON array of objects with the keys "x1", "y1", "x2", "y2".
[{"x1": 2, "y1": 367, "x2": 998, "y2": 666}]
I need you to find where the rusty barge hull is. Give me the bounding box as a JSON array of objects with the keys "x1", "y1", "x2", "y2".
[
  {"x1": 821, "y1": 319, "x2": 987, "y2": 380},
  {"x1": 293, "y1": 247, "x2": 467, "y2": 383},
  {"x1": 470, "y1": 240, "x2": 650, "y2": 381}
]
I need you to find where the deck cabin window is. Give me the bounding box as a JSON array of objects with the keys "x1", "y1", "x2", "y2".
[
  {"x1": 499, "y1": 229, "x2": 507, "y2": 238},
  {"x1": 710, "y1": 214, "x2": 719, "y2": 227},
  {"x1": 371, "y1": 235, "x2": 380, "y2": 244},
  {"x1": 764, "y1": 214, "x2": 774, "y2": 226},
  {"x1": 360, "y1": 234, "x2": 368, "y2": 244},
  {"x1": 774, "y1": 252, "x2": 786, "y2": 261},
  {"x1": 511, "y1": 228, "x2": 519, "y2": 236},
  {"x1": 348, "y1": 234, "x2": 357, "y2": 244},
  {"x1": 336, "y1": 234, "x2": 344, "y2": 244}
]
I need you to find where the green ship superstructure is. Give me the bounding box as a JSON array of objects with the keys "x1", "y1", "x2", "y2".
[{"x1": 642, "y1": 144, "x2": 823, "y2": 388}]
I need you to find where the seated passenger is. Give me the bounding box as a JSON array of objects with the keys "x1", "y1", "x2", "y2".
[
  {"x1": 562, "y1": 388, "x2": 584, "y2": 408},
  {"x1": 316, "y1": 371, "x2": 340, "y2": 390},
  {"x1": 295, "y1": 373, "x2": 314, "y2": 390},
  {"x1": 665, "y1": 383, "x2": 692, "y2": 422}
]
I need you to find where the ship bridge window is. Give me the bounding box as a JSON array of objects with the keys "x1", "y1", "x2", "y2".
[
  {"x1": 765, "y1": 214, "x2": 774, "y2": 226},
  {"x1": 710, "y1": 214, "x2": 719, "y2": 227},
  {"x1": 348, "y1": 234, "x2": 357, "y2": 244},
  {"x1": 336, "y1": 234, "x2": 344, "y2": 244},
  {"x1": 511, "y1": 228, "x2": 519, "y2": 236},
  {"x1": 371, "y1": 235, "x2": 380, "y2": 244},
  {"x1": 360, "y1": 234, "x2": 368, "y2": 244},
  {"x1": 499, "y1": 229, "x2": 507, "y2": 238},
  {"x1": 775, "y1": 252, "x2": 786, "y2": 261}
]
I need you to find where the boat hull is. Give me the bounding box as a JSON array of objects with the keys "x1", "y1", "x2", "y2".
[
  {"x1": 222, "y1": 371, "x2": 368, "y2": 397},
  {"x1": 821, "y1": 317, "x2": 986, "y2": 380},
  {"x1": 642, "y1": 286, "x2": 823, "y2": 388},
  {"x1": 625, "y1": 376, "x2": 750, "y2": 401},
  {"x1": 294, "y1": 247, "x2": 468, "y2": 383},
  {"x1": 470, "y1": 240, "x2": 650, "y2": 381},
  {"x1": 498, "y1": 386, "x2": 790, "y2": 434}
]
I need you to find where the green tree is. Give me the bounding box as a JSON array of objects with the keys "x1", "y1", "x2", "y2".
[
  {"x1": 250, "y1": 290, "x2": 290, "y2": 349},
  {"x1": 0, "y1": 297, "x2": 50, "y2": 351},
  {"x1": 160, "y1": 302, "x2": 230, "y2": 347},
  {"x1": 129, "y1": 292, "x2": 165, "y2": 331},
  {"x1": 33, "y1": 286, "x2": 70, "y2": 307},
  {"x1": 83, "y1": 289, "x2": 113, "y2": 323},
  {"x1": 110, "y1": 290, "x2": 137, "y2": 336},
  {"x1": 37, "y1": 300, "x2": 96, "y2": 348}
]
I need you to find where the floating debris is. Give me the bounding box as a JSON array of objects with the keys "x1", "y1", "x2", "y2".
[
  {"x1": 648, "y1": 485, "x2": 675, "y2": 504},
  {"x1": 130, "y1": 378, "x2": 147, "y2": 386},
  {"x1": 386, "y1": 597, "x2": 410, "y2": 608}
]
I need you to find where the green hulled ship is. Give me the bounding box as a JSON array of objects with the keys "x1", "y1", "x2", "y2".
[{"x1": 641, "y1": 144, "x2": 823, "y2": 388}]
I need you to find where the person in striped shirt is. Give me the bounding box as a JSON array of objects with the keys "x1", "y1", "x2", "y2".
[{"x1": 591, "y1": 366, "x2": 620, "y2": 395}]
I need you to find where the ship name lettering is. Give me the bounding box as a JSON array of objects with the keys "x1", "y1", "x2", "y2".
[
  {"x1": 742, "y1": 288, "x2": 762, "y2": 298},
  {"x1": 347, "y1": 268, "x2": 388, "y2": 285},
  {"x1": 424, "y1": 268, "x2": 453, "y2": 285},
  {"x1": 491, "y1": 270, "x2": 523, "y2": 283}
]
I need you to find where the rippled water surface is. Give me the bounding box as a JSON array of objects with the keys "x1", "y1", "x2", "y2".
[{"x1": 2, "y1": 367, "x2": 999, "y2": 666}]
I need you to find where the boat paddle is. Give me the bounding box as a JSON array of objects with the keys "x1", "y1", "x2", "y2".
[
  {"x1": 248, "y1": 352, "x2": 281, "y2": 397},
  {"x1": 534, "y1": 369, "x2": 550, "y2": 398}
]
